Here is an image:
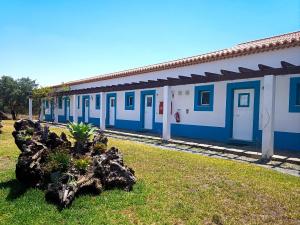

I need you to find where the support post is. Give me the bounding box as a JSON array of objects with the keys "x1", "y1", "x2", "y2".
[
  {"x1": 262, "y1": 75, "x2": 276, "y2": 160},
  {"x1": 163, "y1": 86, "x2": 171, "y2": 140},
  {"x1": 72, "y1": 95, "x2": 78, "y2": 123},
  {"x1": 28, "y1": 97, "x2": 33, "y2": 120},
  {"x1": 100, "y1": 92, "x2": 106, "y2": 130},
  {"x1": 54, "y1": 97, "x2": 59, "y2": 123},
  {"x1": 39, "y1": 100, "x2": 44, "y2": 121}
]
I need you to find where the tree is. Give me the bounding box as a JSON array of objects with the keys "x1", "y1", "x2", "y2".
[
  {"x1": 32, "y1": 86, "x2": 54, "y2": 118},
  {"x1": 0, "y1": 75, "x2": 38, "y2": 119}
]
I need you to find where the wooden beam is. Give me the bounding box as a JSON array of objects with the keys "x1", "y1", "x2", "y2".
[
  {"x1": 238, "y1": 67, "x2": 254, "y2": 73},
  {"x1": 281, "y1": 61, "x2": 295, "y2": 68},
  {"x1": 220, "y1": 70, "x2": 239, "y2": 76},
  {"x1": 178, "y1": 75, "x2": 191, "y2": 79},
  {"x1": 204, "y1": 72, "x2": 221, "y2": 77},
  {"x1": 258, "y1": 64, "x2": 274, "y2": 71}
]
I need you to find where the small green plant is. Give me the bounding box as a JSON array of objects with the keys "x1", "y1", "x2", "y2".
[
  {"x1": 17, "y1": 133, "x2": 32, "y2": 141},
  {"x1": 67, "y1": 122, "x2": 96, "y2": 151},
  {"x1": 45, "y1": 149, "x2": 71, "y2": 172},
  {"x1": 94, "y1": 143, "x2": 107, "y2": 154},
  {"x1": 74, "y1": 157, "x2": 90, "y2": 172},
  {"x1": 26, "y1": 127, "x2": 34, "y2": 135}
]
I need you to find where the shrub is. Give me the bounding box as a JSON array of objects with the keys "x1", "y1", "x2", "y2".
[
  {"x1": 67, "y1": 122, "x2": 96, "y2": 143},
  {"x1": 45, "y1": 149, "x2": 71, "y2": 172},
  {"x1": 74, "y1": 157, "x2": 90, "y2": 172}
]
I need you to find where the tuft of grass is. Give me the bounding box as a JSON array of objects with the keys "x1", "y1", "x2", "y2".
[{"x1": 0, "y1": 120, "x2": 299, "y2": 225}]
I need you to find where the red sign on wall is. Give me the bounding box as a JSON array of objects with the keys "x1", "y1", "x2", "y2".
[{"x1": 159, "y1": 101, "x2": 163, "y2": 114}]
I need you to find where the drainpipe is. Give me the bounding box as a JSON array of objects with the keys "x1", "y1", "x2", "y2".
[
  {"x1": 262, "y1": 75, "x2": 276, "y2": 160},
  {"x1": 163, "y1": 86, "x2": 171, "y2": 140},
  {"x1": 100, "y1": 92, "x2": 106, "y2": 130}
]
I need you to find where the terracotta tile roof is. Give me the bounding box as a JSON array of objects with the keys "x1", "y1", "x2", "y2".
[{"x1": 53, "y1": 31, "x2": 300, "y2": 88}]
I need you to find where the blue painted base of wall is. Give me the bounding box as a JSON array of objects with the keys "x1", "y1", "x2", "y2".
[
  {"x1": 274, "y1": 131, "x2": 300, "y2": 152},
  {"x1": 171, "y1": 123, "x2": 228, "y2": 142},
  {"x1": 114, "y1": 119, "x2": 162, "y2": 134},
  {"x1": 77, "y1": 117, "x2": 100, "y2": 127},
  {"x1": 45, "y1": 116, "x2": 300, "y2": 152},
  {"x1": 45, "y1": 114, "x2": 53, "y2": 122}
]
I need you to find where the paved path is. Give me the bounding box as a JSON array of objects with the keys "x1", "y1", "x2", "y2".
[{"x1": 46, "y1": 122, "x2": 300, "y2": 177}]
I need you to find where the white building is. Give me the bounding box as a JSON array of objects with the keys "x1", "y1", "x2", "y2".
[{"x1": 40, "y1": 31, "x2": 300, "y2": 158}]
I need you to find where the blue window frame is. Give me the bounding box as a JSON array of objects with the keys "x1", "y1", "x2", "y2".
[
  {"x1": 194, "y1": 85, "x2": 214, "y2": 111},
  {"x1": 238, "y1": 93, "x2": 250, "y2": 107},
  {"x1": 125, "y1": 91, "x2": 135, "y2": 110},
  {"x1": 77, "y1": 96, "x2": 80, "y2": 109},
  {"x1": 95, "y1": 94, "x2": 100, "y2": 109},
  {"x1": 45, "y1": 100, "x2": 49, "y2": 108},
  {"x1": 58, "y1": 97, "x2": 63, "y2": 109},
  {"x1": 289, "y1": 77, "x2": 300, "y2": 112}
]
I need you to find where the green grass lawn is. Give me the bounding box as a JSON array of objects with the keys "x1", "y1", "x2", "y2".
[{"x1": 0, "y1": 120, "x2": 299, "y2": 225}]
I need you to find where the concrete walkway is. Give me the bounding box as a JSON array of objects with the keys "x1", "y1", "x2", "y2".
[{"x1": 45, "y1": 122, "x2": 300, "y2": 177}]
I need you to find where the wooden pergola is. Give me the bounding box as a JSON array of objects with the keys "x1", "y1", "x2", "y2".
[{"x1": 53, "y1": 61, "x2": 300, "y2": 96}]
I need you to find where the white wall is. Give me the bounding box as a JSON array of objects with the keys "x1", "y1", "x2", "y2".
[
  {"x1": 53, "y1": 47, "x2": 300, "y2": 135},
  {"x1": 70, "y1": 47, "x2": 300, "y2": 90},
  {"x1": 274, "y1": 74, "x2": 300, "y2": 133}
]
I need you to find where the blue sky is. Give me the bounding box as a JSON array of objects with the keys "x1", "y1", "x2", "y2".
[{"x1": 0, "y1": 0, "x2": 299, "y2": 86}]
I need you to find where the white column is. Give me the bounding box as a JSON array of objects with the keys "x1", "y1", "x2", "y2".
[
  {"x1": 28, "y1": 97, "x2": 33, "y2": 120},
  {"x1": 100, "y1": 92, "x2": 106, "y2": 130},
  {"x1": 39, "y1": 100, "x2": 44, "y2": 121},
  {"x1": 262, "y1": 75, "x2": 276, "y2": 160},
  {"x1": 54, "y1": 97, "x2": 59, "y2": 123},
  {"x1": 163, "y1": 86, "x2": 171, "y2": 140},
  {"x1": 72, "y1": 95, "x2": 78, "y2": 123}
]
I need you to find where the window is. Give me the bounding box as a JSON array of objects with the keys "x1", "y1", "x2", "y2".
[
  {"x1": 58, "y1": 97, "x2": 63, "y2": 109},
  {"x1": 125, "y1": 92, "x2": 135, "y2": 110},
  {"x1": 77, "y1": 96, "x2": 80, "y2": 109},
  {"x1": 199, "y1": 91, "x2": 210, "y2": 105},
  {"x1": 289, "y1": 77, "x2": 300, "y2": 112},
  {"x1": 95, "y1": 94, "x2": 100, "y2": 109},
  {"x1": 194, "y1": 85, "x2": 214, "y2": 111},
  {"x1": 238, "y1": 93, "x2": 250, "y2": 107},
  {"x1": 146, "y1": 96, "x2": 152, "y2": 107}
]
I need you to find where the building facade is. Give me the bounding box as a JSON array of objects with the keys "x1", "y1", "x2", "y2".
[{"x1": 40, "y1": 31, "x2": 300, "y2": 157}]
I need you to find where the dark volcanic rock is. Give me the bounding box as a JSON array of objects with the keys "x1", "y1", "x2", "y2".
[{"x1": 12, "y1": 119, "x2": 136, "y2": 208}]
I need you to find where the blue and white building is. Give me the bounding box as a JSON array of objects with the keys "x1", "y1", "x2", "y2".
[{"x1": 38, "y1": 31, "x2": 300, "y2": 158}]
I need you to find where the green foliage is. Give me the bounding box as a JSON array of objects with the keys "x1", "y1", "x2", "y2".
[
  {"x1": 1, "y1": 120, "x2": 300, "y2": 224},
  {"x1": 94, "y1": 143, "x2": 107, "y2": 154},
  {"x1": 32, "y1": 86, "x2": 54, "y2": 100},
  {"x1": 0, "y1": 75, "x2": 38, "y2": 117},
  {"x1": 74, "y1": 157, "x2": 90, "y2": 172},
  {"x1": 67, "y1": 122, "x2": 96, "y2": 144},
  {"x1": 26, "y1": 127, "x2": 34, "y2": 135},
  {"x1": 45, "y1": 149, "x2": 71, "y2": 172}
]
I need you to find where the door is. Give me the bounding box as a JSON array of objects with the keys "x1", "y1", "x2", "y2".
[
  {"x1": 144, "y1": 95, "x2": 153, "y2": 129},
  {"x1": 109, "y1": 97, "x2": 115, "y2": 126},
  {"x1": 232, "y1": 89, "x2": 254, "y2": 141},
  {"x1": 66, "y1": 99, "x2": 70, "y2": 121},
  {"x1": 84, "y1": 98, "x2": 89, "y2": 123}
]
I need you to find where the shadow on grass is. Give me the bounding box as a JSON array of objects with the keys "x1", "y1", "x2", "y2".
[{"x1": 0, "y1": 179, "x2": 29, "y2": 201}]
